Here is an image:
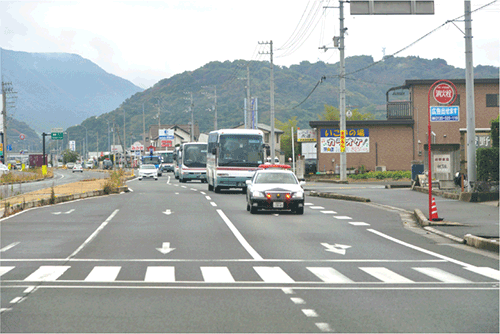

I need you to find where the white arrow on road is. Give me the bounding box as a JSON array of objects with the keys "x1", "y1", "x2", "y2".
[
  {"x1": 163, "y1": 209, "x2": 172, "y2": 215},
  {"x1": 156, "y1": 242, "x2": 176, "y2": 255},
  {"x1": 321, "y1": 242, "x2": 351, "y2": 255}
]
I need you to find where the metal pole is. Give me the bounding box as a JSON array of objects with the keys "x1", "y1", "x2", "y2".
[
  {"x1": 214, "y1": 86, "x2": 218, "y2": 130},
  {"x1": 270, "y1": 40, "x2": 275, "y2": 162},
  {"x1": 190, "y1": 92, "x2": 194, "y2": 142},
  {"x1": 291, "y1": 127, "x2": 295, "y2": 173},
  {"x1": 246, "y1": 64, "x2": 251, "y2": 129},
  {"x1": 465, "y1": 0, "x2": 476, "y2": 191},
  {"x1": 339, "y1": 0, "x2": 347, "y2": 181},
  {"x1": 142, "y1": 104, "x2": 146, "y2": 154}
]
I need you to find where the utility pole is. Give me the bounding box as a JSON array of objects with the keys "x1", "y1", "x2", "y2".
[
  {"x1": 202, "y1": 86, "x2": 218, "y2": 130},
  {"x1": 1, "y1": 81, "x2": 15, "y2": 165},
  {"x1": 339, "y1": 1, "x2": 347, "y2": 182},
  {"x1": 246, "y1": 64, "x2": 251, "y2": 129},
  {"x1": 142, "y1": 103, "x2": 146, "y2": 154},
  {"x1": 259, "y1": 41, "x2": 275, "y2": 160},
  {"x1": 465, "y1": 0, "x2": 476, "y2": 191},
  {"x1": 184, "y1": 92, "x2": 194, "y2": 141}
]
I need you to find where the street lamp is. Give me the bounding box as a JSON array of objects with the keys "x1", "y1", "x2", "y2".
[{"x1": 79, "y1": 124, "x2": 88, "y2": 160}]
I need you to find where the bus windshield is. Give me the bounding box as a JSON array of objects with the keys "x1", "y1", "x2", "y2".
[
  {"x1": 142, "y1": 156, "x2": 161, "y2": 165},
  {"x1": 183, "y1": 144, "x2": 207, "y2": 167},
  {"x1": 219, "y1": 135, "x2": 263, "y2": 167},
  {"x1": 161, "y1": 152, "x2": 174, "y2": 163}
]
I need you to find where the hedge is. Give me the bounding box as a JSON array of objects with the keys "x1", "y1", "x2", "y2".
[
  {"x1": 348, "y1": 170, "x2": 411, "y2": 180},
  {"x1": 477, "y1": 147, "x2": 499, "y2": 182}
]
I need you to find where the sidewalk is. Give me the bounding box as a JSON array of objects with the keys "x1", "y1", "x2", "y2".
[{"x1": 306, "y1": 180, "x2": 499, "y2": 252}]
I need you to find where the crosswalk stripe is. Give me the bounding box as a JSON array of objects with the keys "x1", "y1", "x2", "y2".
[
  {"x1": 464, "y1": 266, "x2": 500, "y2": 280},
  {"x1": 254, "y1": 266, "x2": 295, "y2": 283},
  {"x1": 201, "y1": 267, "x2": 235, "y2": 282},
  {"x1": 85, "y1": 266, "x2": 121, "y2": 282},
  {"x1": 360, "y1": 267, "x2": 414, "y2": 283},
  {"x1": 307, "y1": 267, "x2": 354, "y2": 283},
  {"x1": 24, "y1": 266, "x2": 70, "y2": 281},
  {"x1": 413, "y1": 267, "x2": 472, "y2": 283},
  {"x1": 144, "y1": 266, "x2": 176, "y2": 282},
  {"x1": 0, "y1": 266, "x2": 14, "y2": 277}
]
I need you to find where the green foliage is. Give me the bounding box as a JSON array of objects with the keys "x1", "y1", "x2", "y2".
[
  {"x1": 348, "y1": 170, "x2": 411, "y2": 180},
  {"x1": 477, "y1": 147, "x2": 499, "y2": 182},
  {"x1": 275, "y1": 117, "x2": 301, "y2": 161},
  {"x1": 318, "y1": 105, "x2": 374, "y2": 121},
  {"x1": 62, "y1": 149, "x2": 79, "y2": 164},
  {"x1": 491, "y1": 115, "x2": 499, "y2": 148}
]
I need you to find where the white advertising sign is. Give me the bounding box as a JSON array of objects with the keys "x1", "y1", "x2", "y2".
[
  {"x1": 69, "y1": 140, "x2": 76, "y2": 151},
  {"x1": 434, "y1": 154, "x2": 451, "y2": 173}
]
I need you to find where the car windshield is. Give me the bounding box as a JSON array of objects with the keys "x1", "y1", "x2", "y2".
[
  {"x1": 254, "y1": 172, "x2": 297, "y2": 184},
  {"x1": 141, "y1": 165, "x2": 156, "y2": 169},
  {"x1": 183, "y1": 145, "x2": 207, "y2": 167},
  {"x1": 218, "y1": 135, "x2": 263, "y2": 167}
]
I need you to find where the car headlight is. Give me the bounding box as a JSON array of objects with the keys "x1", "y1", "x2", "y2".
[
  {"x1": 252, "y1": 191, "x2": 265, "y2": 198},
  {"x1": 293, "y1": 191, "x2": 304, "y2": 199},
  {"x1": 217, "y1": 173, "x2": 229, "y2": 177}
]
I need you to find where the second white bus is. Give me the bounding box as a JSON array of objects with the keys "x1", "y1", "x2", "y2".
[{"x1": 207, "y1": 129, "x2": 265, "y2": 193}]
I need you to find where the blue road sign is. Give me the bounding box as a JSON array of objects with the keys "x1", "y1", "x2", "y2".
[{"x1": 430, "y1": 106, "x2": 459, "y2": 122}]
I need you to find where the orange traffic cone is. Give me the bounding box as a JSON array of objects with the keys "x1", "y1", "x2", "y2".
[{"x1": 430, "y1": 197, "x2": 444, "y2": 221}]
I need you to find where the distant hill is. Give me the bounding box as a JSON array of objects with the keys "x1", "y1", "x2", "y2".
[
  {"x1": 70, "y1": 55, "x2": 497, "y2": 153},
  {"x1": 1, "y1": 48, "x2": 143, "y2": 135}
]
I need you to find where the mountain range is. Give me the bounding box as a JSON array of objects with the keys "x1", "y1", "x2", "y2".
[
  {"x1": 1, "y1": 48, "x2": 143, "y2": 151},
  {"x1": 1, "y1": 49, "x2": 498, "y2": 154}
]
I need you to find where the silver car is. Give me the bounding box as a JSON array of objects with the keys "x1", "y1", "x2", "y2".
[{"x1": 138, "y1": 164, "x2": 158, "y2": 181}]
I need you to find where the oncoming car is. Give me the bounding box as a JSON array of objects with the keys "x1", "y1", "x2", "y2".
[
  {"x1": 245, "y1": 164, "x2": 305, "y2": 214},
  {"x1": 138, "y1": 164, "x2": 158, "y2": 181}
]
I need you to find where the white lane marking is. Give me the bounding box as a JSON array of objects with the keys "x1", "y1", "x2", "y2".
[
  {"x1": 320, "y1": 211, "x2": 337, "y2": 214},
  {"x1": 205, "y1": 196, "x2": 212, "y2": 200},
  {"x1": 360, "y1": 267, "x2": 414, "y2": 283},
  {"x1": 309, "y1": 206, "x2": 325, "y2": 210},
  {"x1": 175, "y1": 192, "x2": 180, "y2": 195},
  {"x1": 307, "y1": 267, "x2": 354, "y2": 283},
  {"x1": 190, "y1": 188, "x2": 197, "y2": 191},
  {"x1": 85, "y1": 266, "x2": 121, "y2": 282},
  {"x1": 128, "y1": 188, "x2": 134, "y2": 192},
  {"x1": 282, "y1": 288, "x2": 295, "y2": 294},
  {"x1": 301, "y1": 309, "x2": 319, "y2": 317},
  {"x1": 52, "y1": 212, "x2": 62, "y2": 215},
  {"x1": 290, "y1": 297, "x2": 306, "y2": 305},
  {"x1": 210, "y1": 202, "x2": 217, "y2": 207},
  {"x1": 304, "y1": 203, "x2": 314, "y2": 206},
  {"x1": 0, "y1": 308, "x2": 12, "y2": 313},
  {"x1": 10, "y1": 297, "x2": 22, "y2": 304},
  {"x1": 413, "y1": 267, "x2": 472, "y2": 283},
  {"x1": 167, "y1": 176, "x2": 171, "y2": 184},
  {"x1": 200, "y1": 191, "x2": 206, "y2": 195},
  {"x1": 349, "y1": 222, "x2": 370, "y2": 226},
  {"x1": 144, "y1": 267, "x2": 175, "y2": 282},
  {"x1": 23, "y1": 286, "x2": 37, "y2": 293},
  {"x1": 66, "y1": 209, "x2": 119, "y2": 260},
  {"x1": 216, "y1": 209, "x2": 263, "y2": 260},
  {"x1": 0, "y1": 242, "x2": 20, "y2": 253},
  {"x1": 315, "y1": 322, "x2": 333, "y2": 332},
  {"x1": 65, "y1": 209, "x2": 75, "y2": 214},
  {"x1": 181, "y1": 186, "x2": 187, "y2": 188},
  {"x1": 24, "y1": 266, "x2": 70, "y2": 281},
  {"x1": 0, "y1": 267, "x2": 14, "y2": 276},
  {"x1": 463, "y1": 267, "x2": 500, "y2": 281},
  {"x1": 334, "y1": 216, "x2": 352, "y2": 220},
  {"x1": 200, "y1": 267, "x2": 235, "y2": 283},
  {"x1": 368, "y1": 229, "x2": 498, "y2": 276},
  {"x1": 254, "y1": 267, "x2": 295, "y2": 283}
]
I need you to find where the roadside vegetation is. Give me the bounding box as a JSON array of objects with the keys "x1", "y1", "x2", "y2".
[
  {"x1": 348, "y1": 170, "x2": 411, "y2": 180},
  {"x1": 0, "y1": 168, "x2": 54, "y2": 184}
]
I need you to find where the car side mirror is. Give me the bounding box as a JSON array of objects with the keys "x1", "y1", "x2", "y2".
[
  {"x1": 245, "y1": 180, "x2": 252, "y2": 186},
  {"x1": 211, "y1": 148, "x2": 217, "y2": 155},
  {"x1": 299, "y1": 181, "x2": 306, "y2": 187}
]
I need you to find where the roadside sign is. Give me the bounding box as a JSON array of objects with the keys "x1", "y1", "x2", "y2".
[
  {"x1": 19, "y1": 133, "x2": 26, "y2": 140},
  {"x1": 51, "y1": 132, "x2": 64, "y2": 140},
  {"x1": 430, "y1": 106, "x2": 459, "y2": 122},
  {"x1": 433, "y1": 83, "x2": 455, "y2": 105},
  {"x1": 340, "y1": 130, "x2": 346, "y2": 153},
  {"x1": 7, "y1": 144, "x2": 12, "y2": 151}
]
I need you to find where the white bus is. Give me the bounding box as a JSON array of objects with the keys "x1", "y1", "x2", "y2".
[
  {"x1": 178, "y1": 142, "x2": 208, "y2": 183},
  {"x1": 207, "y1": 129, "x2": 265, "y2": 193}
]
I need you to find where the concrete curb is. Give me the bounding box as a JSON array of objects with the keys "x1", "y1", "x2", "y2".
[
  {"x1": 464, "y1": 234, "x2": 499, "y2": 252},
  {"x1": 309, "y1": 191, "x2": 370, "y2": 202},
  {"x1": 1, "y1": 186, "x2": 129, "y2": 218}
]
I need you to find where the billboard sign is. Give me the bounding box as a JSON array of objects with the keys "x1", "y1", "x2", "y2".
[
  {"x1": 320, "y1": 128, "x2": 370, "y2": 153},
  {"x1": 297, "y1": 129, "x2": 316, "y2": 142},
  {"x1": 69, "y1": 140, "x2": 76, "y2": 151},
  {"x1": 430, "y1": 106, "x2": 459, "y2": 122}
]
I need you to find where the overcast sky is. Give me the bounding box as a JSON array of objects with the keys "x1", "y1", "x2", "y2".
[{"x1": 1, "y1": 0, "x2": 499, "y2": 88}]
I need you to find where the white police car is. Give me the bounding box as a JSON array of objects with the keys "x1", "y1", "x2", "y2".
[{"x1": 245, "y1": 164, "x2": 305, "y2": 214}]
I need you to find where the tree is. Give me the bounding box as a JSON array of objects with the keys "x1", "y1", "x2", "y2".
[
  {"x1": 276, "y1": 116, "x2": 301, "y2": 161},
  {"x1": 318, "y1": 105, "x2": 374, "y2": 121},
  {"x1": 62, "y1": 149, "x2": 79, "y2": 164}
]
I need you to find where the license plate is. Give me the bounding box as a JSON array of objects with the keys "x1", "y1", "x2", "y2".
[{"x1": 273, "y1": 202, "x2": 284, "y2": 208}]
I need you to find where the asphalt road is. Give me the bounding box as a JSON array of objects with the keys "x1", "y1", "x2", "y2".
[{"x1": 0, "y1": 174, "x2": 498, "y2": 333}]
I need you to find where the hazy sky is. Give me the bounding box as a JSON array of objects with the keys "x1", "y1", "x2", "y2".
[{"x1": 1, "y1": 0, "x2": 499, "y2": 88}]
